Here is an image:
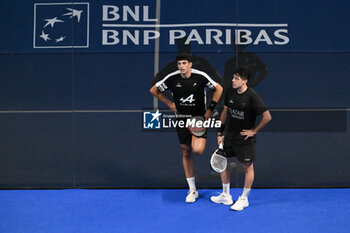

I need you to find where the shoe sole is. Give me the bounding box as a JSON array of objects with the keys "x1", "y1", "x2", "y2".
[
  {"x1": 223, "y1": 201, "x2": 234, "y2": 205},
  {"x1": 210, "y1": 198, "x2": 233, "y2": 205},
  {"x1": 230, "y1": 203, "x2": 249, "y2": 211}
]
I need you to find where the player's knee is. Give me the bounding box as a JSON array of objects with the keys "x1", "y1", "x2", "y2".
[
  {"x1": 192, "y1": 146, "x2": 204, "y2": 155},
  {"x1": 243, "y1": 162, "x2": 253, "y2": 171},
  {"x1": 181, "y1": 145, "x2": 191, "y2": 157},
  {"x1": 182, "y1": 151, "x2": 192, "y2": 158}
]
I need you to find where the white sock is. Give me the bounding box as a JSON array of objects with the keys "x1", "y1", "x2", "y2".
[
  {"x1": 242, "y1": 188, "x2": 251, "y2": 197},
  {"x1": 186, "y1": 177, "x2": 196, "y2": 190},
  {"x1": 223, "y1": 183, "x2": 230, "y2": 194}
]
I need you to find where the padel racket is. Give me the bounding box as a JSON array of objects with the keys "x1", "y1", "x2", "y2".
[
  {"x1": 188, "y1": 116, "x2": 207, "y2": 137},
  {"x1": 210, "y1": 143, "x2": 227, "y2": 173}
]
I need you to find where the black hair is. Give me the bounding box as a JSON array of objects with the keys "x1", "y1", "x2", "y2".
[
  {"x1": 233, "y1": 67, "x2": 251, "y2": 81},
  {"x1": 175, "y1": 52, "x2": 192, "y2": 62}
]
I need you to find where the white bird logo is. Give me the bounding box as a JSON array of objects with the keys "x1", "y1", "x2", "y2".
[
  {"x1": 40, "y1": 30, "x2": 51, "y2": 41},
  {"x1": 63, "y1": 8, "x2": 83, "y2": 22},
  {"x1": 44, "y1": 17, "x2": 64, "y2": 28},
  {"x1": 56, "y1": 36, "x2": 66, "y2": 42}
]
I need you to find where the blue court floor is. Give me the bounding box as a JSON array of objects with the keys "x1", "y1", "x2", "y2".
[{"x1": 0, "y1": 188, "x2": 349, "y2": 233}]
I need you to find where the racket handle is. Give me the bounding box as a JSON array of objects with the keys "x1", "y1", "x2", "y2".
[{"x1": 219, "y1": 143, "x2": 223, "y2": 150}]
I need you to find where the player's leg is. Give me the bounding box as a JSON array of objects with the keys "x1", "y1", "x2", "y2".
[
  {"x1": 182, "y1": 135, "x2": 205, "y2": 203},
  {"x1": 210, "y1": 168, "x2": 233, "y2": 205},
  {"x1": 181, "y1": 143, "x2": 199, "y2": 203},
  {"x1": 241, "y1": 144, "x2": 255, "y2": 197},
  {"x1": 220, "y1": 168, "x2": 230, "y2": 185},
  {"x1": 176, "y1": 124, "x2": 199, "y2": 203},
  {"x1": 182, "y1": 144, "x2": 198, "y2": 203},
  {"x1": 181, "y1": 144, "x2": 194, "y2": 179},
  {"x1": 191, "y1": 136, "x2": 206, "y2": 155},
  {"x1": 230, "y1": 144, "x2": 256, "y2": 211},
  {"x1": 242, "y1": 162, "x2": 254, "y2": 192},
  {"x1": 211, "y1": 144, "x2": 234, "y2": 205},
  {"x1": 176, "y1": 126, "x2": 195, "y2": 180}
]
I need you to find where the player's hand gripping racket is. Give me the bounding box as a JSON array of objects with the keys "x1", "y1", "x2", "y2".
[
  {"x1": 210, "y1": 143, "x2": 227, "y2": 173},
  {"x1": 188, "y1": 116, "x2": 207, "y2": 137}
]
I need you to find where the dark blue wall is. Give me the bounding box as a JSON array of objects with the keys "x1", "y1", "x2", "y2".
[{"x1": 0, "y1": 0, "x2": 349, "y2": 188}]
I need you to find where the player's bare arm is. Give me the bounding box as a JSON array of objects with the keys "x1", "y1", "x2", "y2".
[
  {"x1": 204, "y1": 83, "x2": 223, "y2": 119},
  {"x1": 150, "y1": 85, "x2": 177, "y2": 114},
  {"x1": 217, "y1": 105, "x2": 228, "y2": 146},
  {"x1": 240, "y1": 110, "x2": 272, "y2": 140}
]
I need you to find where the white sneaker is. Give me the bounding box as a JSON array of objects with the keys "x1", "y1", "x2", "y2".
[
  {"x1": 210, "y1": 193, "x2": 233, "y2": 205},
  {"x1": 185, "y1": 189, "x2": 199, "y2": 203},
  {"x1": 230, "y1": 196, "x2": 249, "y2": 211}
]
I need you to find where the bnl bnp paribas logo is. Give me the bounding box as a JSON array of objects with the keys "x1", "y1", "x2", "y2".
[{"x1": 33, "y1": 2, "x2": 89, "y2": 48}]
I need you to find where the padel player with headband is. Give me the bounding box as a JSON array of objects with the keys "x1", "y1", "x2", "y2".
[
  {"x1": 150, "y1": 52, "x2": 223, "y2": 203},
  {"x1": 211, "y1": 67, "x2": 271, "y2": 211}
]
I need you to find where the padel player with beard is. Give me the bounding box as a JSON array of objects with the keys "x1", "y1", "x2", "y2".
[{"x1": 211, "y1": 67, "x2": 271, "y2": 211}]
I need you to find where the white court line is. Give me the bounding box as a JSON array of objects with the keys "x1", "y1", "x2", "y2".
[
  {"x1": 102, "y1": 23, "x2": 288, "y2": 28},
  {"x1": 269, "y1": 109, "x2": 349, "y2": 112},
  {"x1": 0, "y1": 110, "x2": 143, "y2": 114},
  {"x1": 0, "y1": 109, "x2": 348, "y2": 114}
]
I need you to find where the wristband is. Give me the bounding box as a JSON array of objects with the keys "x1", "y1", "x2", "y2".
[
  {"x1": 217, "y1": 123, "x2": 226, "y2": 135},
  {"x1": 208, "y1": 100, "x2": 217, "y2": 111}
]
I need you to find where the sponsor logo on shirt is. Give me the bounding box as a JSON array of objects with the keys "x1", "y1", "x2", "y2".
[
  {"x1": 229, "y1": 108, "x2": 245, "y2": 120},
  {"x1": 179, "y1": 94, "x2": 196, "y2": 106}
]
